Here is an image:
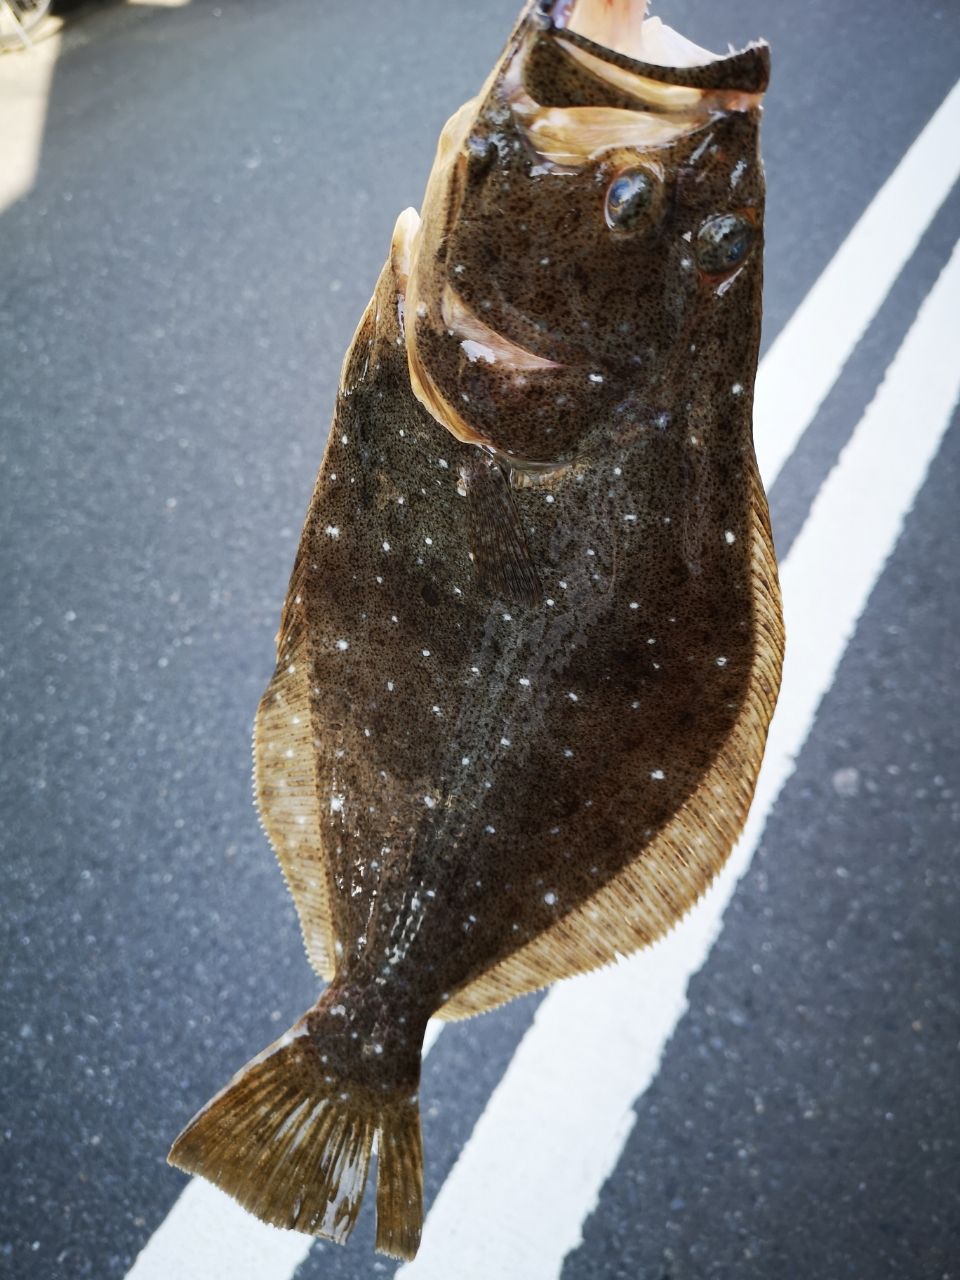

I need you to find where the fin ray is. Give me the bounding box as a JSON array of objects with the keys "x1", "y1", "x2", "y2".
[
  {"x1": 463, "y1": 456, "x2": 542, "y2": 605},
  {"x1": 254, "y1": 548, "x2": 337, "y2": 979},
  {"x1": 169, "y1": 1021, "x2": 424, "y2": 1258}
]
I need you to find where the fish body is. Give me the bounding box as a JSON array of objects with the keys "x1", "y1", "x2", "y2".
[{"x1": 170, "y1": 0, "x2": 783, "y2": 1259}]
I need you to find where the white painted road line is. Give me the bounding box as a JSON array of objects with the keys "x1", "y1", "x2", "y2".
[
  {"x1": 398, "y1": 240, "x2": 960, "y2": 1280},
  {"x1": 125, "y1": 78, "x2": 960, "y2": 1280},
  {"x1": 753, "y1": 76, "x2": 960, "y2": 486},
  {"x1": 0, "y1": 27, "x2": 63, "y2": 213}
]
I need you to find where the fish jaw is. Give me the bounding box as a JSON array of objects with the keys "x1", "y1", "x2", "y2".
[{"x1": 403, "y1": 5, "x2": 769, "y2": 466}]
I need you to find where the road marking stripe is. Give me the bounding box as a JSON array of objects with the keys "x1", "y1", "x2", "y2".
[
  {"x1": 0, "y1": 28, "x2": 63, "y2": 214},
  {"x1": 398, "y1": 240, "x2": 960, "y2": 1279},
  {"x1": 753, "y1": 77, "x2": 960, "y2": 486},
  {"x1": 125, "y1": 77, "x2": 960, "y2": 1280}
]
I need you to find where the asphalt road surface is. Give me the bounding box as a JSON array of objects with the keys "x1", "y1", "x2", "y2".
[{"x1": 1, "y1": 2, "x2": 958, "y2": 1278}]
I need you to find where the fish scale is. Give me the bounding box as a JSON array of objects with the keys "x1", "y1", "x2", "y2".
[{"x1": 169, "y1": 0, "x2": 783, "y2": 1261}]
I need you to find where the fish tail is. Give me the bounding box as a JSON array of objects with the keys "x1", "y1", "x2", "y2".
[{"x1": 168, "y1": 1007, "x2": 424, "y2": 1260}]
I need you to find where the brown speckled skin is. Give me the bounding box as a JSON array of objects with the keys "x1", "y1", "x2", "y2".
[{"x1": 287, "y1": 23, "x2": 775, "y2": 1096}]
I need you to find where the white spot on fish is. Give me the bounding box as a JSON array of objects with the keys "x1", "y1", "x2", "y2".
[
  {"x1": 386, "y1": 680, "x2": 394, "y2": 691},
  {"x1": 563, "y1": 748, "x2": 574, "y2": 758},
  {"x1": 624, "y1": 514, "x2": 637, "y2": 523},
  {"x1": 629, "y1": 602, "x2": 639, "y2": 610},
  {"x1": 546, "y1": 598, "x2": 555, "y2": 606},
  {"x1": 382, "y1": 540, "x2": 391, "y2": 552},
  {"x1": 613, "y1": 466, "x2": 622, "y2": 476},
  {"x1": 432, "y1": 705, "x2": 442, "y2": 716},
  {"x1": 425, "y1": 536, "x2": 433, "y2": 546},
  {"x1": 461, "y1": 756, "x2": 470, "y2": 766},
  {"x1": 731, "y1": 382, "x2": 744, "y2": 396},
  {"x1": 438, "y1": 458, "x2": 449, "y2": 469},
  {"x1": 502, "y1": 612, "x2": 512, "y2": 622},
  {"x1": 485, "y1": 824, "x2": 496, "y2": 834},
  {"x1": 500, "y1": 737, "x2": 511, "y2": 747},
  {"x1": 544, "y1": 891, "x2": 557, "y2": 905},
  {"x1": 423, "y1": 795, "x2": 436, "y2": 809},
  {"x1": 540, "y1": 256, "x2": 551, "y2": 266},
  {"x1": 336, "y1": 639, "x2": 349, "y2": 651},
  {"x1": 716, "y1": 656, "x2": 728, "y2": 667},
  {"x1": 519, "y1": 677, "x2": 531, "y2": 687},
  {"x1": 651, "y1": 769, "x2": 665, "y2": 781},
  {"x1": 545, "y1": 494, "x2": 555, "y2": 504},
  {"x1": 454, "y1": 263, "x2": 465, "y2": 274},
  {"x1": 567, "y1": 691, "x2": 578, "y2": 702},
  {"x1": 422, "y1": 649, "x2": 431, "y2": 657},
  {"x1": 340, "y1": 434, "x2": 348, "y2": 445},
  {"x1": 330, "y1": 796, "x2": 344, "y2": 812},
  {"x1": 325, "y1": 525, "x2": 340, "y2": 538},
  {"x1": 588, "y1": 373, "x2": 603, "y2": 384}
]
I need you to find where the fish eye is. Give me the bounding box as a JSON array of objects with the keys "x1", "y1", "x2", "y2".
[
  {"x1": 695, "y1": 213, "x2": 755, "y2": 275},
  {"x1": 604, "y1": 168, "x2": 658, "y2": 232}
]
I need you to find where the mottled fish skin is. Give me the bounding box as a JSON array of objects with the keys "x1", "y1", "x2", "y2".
[{"x1": 169, "y1": 0, "x2": 784, "y2": 1260}]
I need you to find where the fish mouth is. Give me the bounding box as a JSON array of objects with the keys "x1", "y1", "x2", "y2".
[
  {"x1": 546, "y1": 0, "x2": 718, "y2": 70},
  {"x1": 529, "y1": 0, "x2": 773, "y2": 96},
  {"x1": 508, "y1": 1, "x2": 767, "y2": 168}
]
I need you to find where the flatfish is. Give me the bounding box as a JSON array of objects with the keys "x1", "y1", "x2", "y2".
[{"x1": 169, "y1": 0, "x2": 783, "y2": 1259}]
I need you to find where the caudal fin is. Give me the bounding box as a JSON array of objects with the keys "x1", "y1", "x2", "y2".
[{"x1": 168, "y1": 1023, "x2": 424, "y2": 1259}]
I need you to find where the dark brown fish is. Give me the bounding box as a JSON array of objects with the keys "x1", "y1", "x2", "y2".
[{"x1": 169, "y1": 0, "x2": 783, "y2": 1260}]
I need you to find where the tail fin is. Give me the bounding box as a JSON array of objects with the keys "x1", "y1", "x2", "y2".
[{"x1": 168, "y1": 1022, "x2": 424, "y2": 1259}]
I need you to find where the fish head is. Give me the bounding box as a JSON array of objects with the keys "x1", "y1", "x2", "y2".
[{"x1": 404, "y1": 0, "x2": 770, "y2": 467}]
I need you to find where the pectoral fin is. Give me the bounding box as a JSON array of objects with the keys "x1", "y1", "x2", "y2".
[{"x1": 462, "y1": 456, "x2": 542, "y2": 606}]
